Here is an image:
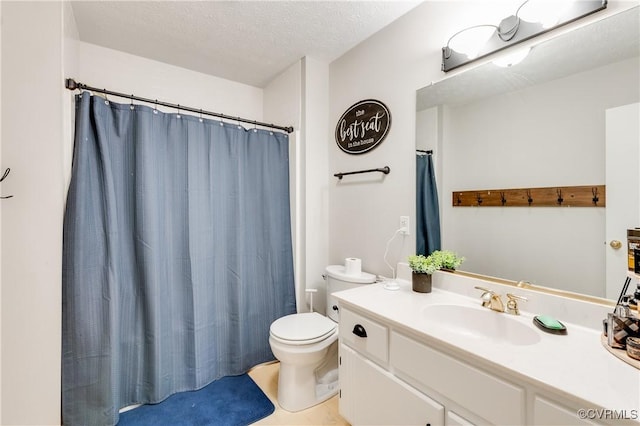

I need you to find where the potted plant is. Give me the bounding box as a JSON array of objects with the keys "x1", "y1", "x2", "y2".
[{"x1": 408, "y1": 250, "x2": 464, "y2": 293}]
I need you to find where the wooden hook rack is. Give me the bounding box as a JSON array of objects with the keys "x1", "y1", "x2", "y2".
[{"x1": 452, "y1": 185, "x2": 605, "y2": 207}]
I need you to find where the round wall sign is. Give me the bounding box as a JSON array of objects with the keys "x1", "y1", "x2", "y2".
[{"x1": 335, "y1": 99, "x2": 391, "y2": 155}]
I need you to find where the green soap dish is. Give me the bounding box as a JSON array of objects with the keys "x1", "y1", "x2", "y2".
[{"x1": 533, "y1": 315, "x2": 567, "y2": 335}]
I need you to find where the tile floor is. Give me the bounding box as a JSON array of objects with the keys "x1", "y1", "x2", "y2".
[{"x1": 248, "y1": 362, "x2": 349, "y2": 425}]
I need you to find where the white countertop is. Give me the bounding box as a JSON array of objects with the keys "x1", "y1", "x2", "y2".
[{"x1": 333, "y1": 278, "x2": 640, "y2": 418}]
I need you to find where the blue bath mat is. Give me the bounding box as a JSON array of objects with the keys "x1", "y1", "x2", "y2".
[{"x1": 117, "y1": 374, "x2": 274, "y2": 426}]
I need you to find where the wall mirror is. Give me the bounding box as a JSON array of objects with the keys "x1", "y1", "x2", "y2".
[{"x1": 415, "y1": 7, "x2": 640, "y2": 301}]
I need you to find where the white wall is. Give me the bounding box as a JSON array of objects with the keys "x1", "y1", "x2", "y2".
[
  {"x1": 76, "y1": 42, "x2": 263, "y2": 120},
  {"x1": 0, "y1": 3, "x2": 3, "y2": 421},
  {"x1": 442, "y1": 58, "x2": 639, "y2": 297},
  {"x1": 328, "y1": 0, "x2": 637, "y2": 287},
  {"x1": 301, "y1": 57, "x2": 330, "y2": 314},
  {"x1": 263, "y1": 60, "x2": 304, "y2": 310},
  {"x1": 63, "y1": 1, "x2": 79, "y2": 189},
  {"x1": 1, "y1": 2, "x2": 67, "y2": 424},
  {"x1": 415, "y1": 107, "x2": 438, "y2": 152},
  {"x1": 329, "y1": 1, "x2": 502, "y2": 279}
]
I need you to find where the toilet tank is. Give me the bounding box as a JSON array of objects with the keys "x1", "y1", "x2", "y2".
[{"x1": 325, "y1": 265, "x2": 376, "y2": 322}]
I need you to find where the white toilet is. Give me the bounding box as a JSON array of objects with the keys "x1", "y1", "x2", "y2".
[{"x1": 269, "y1": 264, "x2": 375, "y2": 412}]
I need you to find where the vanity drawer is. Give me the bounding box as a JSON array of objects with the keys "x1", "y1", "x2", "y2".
[
  {"x1": 391, "y1": 331, "x2": 525, "y2": 425},
  {"x1": 340, "y1": 307, "x2": 388, "y2": 365}
]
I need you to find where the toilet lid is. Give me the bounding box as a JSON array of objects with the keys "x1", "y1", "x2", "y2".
[{"x1": 270, "y1": 312, "x2": 337, "y2": 344}]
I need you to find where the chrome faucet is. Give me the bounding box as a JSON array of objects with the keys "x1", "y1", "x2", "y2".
[{"x1": 474, "y1": 286, "x2": 527, "y2": 315}]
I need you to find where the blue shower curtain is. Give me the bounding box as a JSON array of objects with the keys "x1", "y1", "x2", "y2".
[
  {"x1": 416, "y1": 153, "x2": 441, "y2": 255},
  {"x1": 62, "y1": 94, "x2": 296, "y2": 425}
]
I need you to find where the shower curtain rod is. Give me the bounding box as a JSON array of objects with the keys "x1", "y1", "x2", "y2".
[{"x1": 64, "y1": 78, "x2": 294, "y2": 134}]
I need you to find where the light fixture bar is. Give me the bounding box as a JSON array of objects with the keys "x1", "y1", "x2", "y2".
[{"x1": 442, "y1": 0, "x2": 607, "y2": 72}]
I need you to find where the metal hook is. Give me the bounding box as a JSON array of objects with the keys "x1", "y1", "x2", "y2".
[
  {"x1": 556, "y1": 188, "x2": 564, "y2": 205},
  {"x1": 476, "y1": 192, "x2": 483, "y2": 206},
  {"x1": 1, "y1": 168, "x2": 13, "y2": 199},
  {"x1": 500, "y1": 192, "x2": 507, "y2": 206},
  {"x1": 129, "y1": 94, "x2": 134, "y2": 110},
  {"x1": 0, "y1": 168, "x2": 10, "y2": 183},
  {"x1": 199, "y1": 109, "x2": 203, "y2": 123},
  {"x1": 526, "y1": 189, "x2": 533, "y2": 206},
  {"x1": 456, "y1": 193, "x2": 462, "y2": 206},
  {"x1": 592, "y1": 187, "x2": 599, "y2": 205},
  {"x1": 153, "y1": 99, "x2": 158, "y2": 114},
  {"x1": 176, "y1": 104, "x2": 181, "y2": 119}
]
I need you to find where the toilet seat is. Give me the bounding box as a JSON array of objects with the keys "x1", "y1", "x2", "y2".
[{"x1": 270, "y1": 312, "x2": 337, "y2": 345}]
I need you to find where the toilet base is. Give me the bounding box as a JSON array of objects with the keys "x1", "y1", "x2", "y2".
[{"x1": 277, "y1": 341, "x2": 339, "y2": 412}]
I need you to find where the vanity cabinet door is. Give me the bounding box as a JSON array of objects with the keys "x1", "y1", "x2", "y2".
[
  {"x1": 533, "y1": 396, "x2": 599, "y2": 425},
  {"x1": 339, "y1": 343, "x2": 444, "y2": 426},
  {"x1": 447, "y1": 410, "x2": 476, "y2": 426},
  {"x1": 391, "y1": 331, "x2": 525, "y2": 425}
]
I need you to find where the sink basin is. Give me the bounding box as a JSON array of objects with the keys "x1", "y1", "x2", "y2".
[{"x1": 422, "y1": 304, "x2": 541, "y2": 346}]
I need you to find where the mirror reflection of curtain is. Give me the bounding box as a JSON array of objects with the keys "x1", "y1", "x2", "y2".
[
  {"x1": 416, "y1": 153, "x2": 441, "y2": 255},
  {"x1": 62, "y1": 94, "x2": 296, "y2": 425}
]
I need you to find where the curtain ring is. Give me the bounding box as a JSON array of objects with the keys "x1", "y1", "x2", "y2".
[
  {"x1": 103, "y1": 89, "x2": 109, "y2": 105},
  {"x1": 153, "y1": 100, "x2": 158, "y2": 114},
  {"x1": 129, "y1": 94, "x2": 134, "y2": 110}
]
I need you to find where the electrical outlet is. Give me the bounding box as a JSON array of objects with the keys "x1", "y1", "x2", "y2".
[{"x1": 400, "y1": 216, "x2": 410, "y2": 235}]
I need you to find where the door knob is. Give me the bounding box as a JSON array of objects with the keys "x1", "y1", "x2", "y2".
[{"x1": 610, "y1": 240, "x2": 622, "y2": 249}]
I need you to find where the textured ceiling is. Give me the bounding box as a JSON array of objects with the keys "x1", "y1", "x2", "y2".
[{"x1": 71, "y1": 1, "x2": 422, "y2": 88}]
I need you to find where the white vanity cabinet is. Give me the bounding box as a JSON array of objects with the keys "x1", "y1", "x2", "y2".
[
  {"x1": 338, "y1": 304, "x2": 608, "y2": 426},
  {"x1": 339, "y1": 306, "x2": 490, "y2": 425},
  {"x1": 339, "y1": 306, "x2": 444, "y2": 425},
  {"x1": 339, "y1": 344, "x2": 445, "y2": 426}
]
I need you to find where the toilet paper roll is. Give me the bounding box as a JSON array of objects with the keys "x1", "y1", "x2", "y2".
[{"x1": 345, "y1": 257, "x2": 362, "y2": 276}]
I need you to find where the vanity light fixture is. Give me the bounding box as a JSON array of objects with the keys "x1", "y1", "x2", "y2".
[
  {"x1": 492, "y1": 46, "x2": 531, "y2": 67},
  {"x1": 441, "y1": 0, "x2": 607, "y2": 72}
]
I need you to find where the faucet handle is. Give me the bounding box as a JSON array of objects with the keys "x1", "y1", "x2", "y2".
[
  {"x1": 506, "y1": 293, "x2": 527, "y2": 315},
  {"x1": 474, "y1": 286, "x2": 495, "y2": 308}
]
